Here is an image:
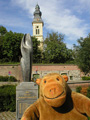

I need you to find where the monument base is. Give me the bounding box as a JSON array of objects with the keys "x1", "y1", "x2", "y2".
[{"x1": 16, "y1": 82, "x2": 38, "y2": 120}]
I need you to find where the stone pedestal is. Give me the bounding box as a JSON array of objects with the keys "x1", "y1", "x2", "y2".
[{"x1": 16, "y1": 82, "x2": 38, "y2": 120}]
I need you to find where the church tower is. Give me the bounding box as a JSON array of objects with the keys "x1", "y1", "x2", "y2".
[{"x1": 32, "y1": 4, "x2": 44, "y2": 50}]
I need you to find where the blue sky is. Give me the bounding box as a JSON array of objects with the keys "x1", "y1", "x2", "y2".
[{"x1": 0, "y1": 0, "x2": 90, "y2": 49}]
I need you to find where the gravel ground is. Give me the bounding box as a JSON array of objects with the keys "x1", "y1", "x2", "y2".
[{"x1": 0, "y1": 111, "x2": 16, "y2": 120}]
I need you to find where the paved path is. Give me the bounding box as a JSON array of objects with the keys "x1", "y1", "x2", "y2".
[{"x1": 0, "y1": 111, "x2": 16, "y2": 120}]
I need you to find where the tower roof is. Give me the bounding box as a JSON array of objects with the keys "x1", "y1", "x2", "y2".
[
  {"x1": 32, "y1": 4, "x2": 44, "y2": 25},
  {"x1": 35, "y1": 4, "x2": 40, "y2": 11},
  {"x1": 34, "y1": 4, "x2": 41, "y2": 17}
]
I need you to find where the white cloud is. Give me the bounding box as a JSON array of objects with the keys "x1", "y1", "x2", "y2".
[
  {"x1": 66, "y1": 43, "x2": 73, "y2": 49},
  {"x1": 12, "y1": 0, "x2": 89, "y2": 34},
  {"x1": 10, "y1": 0, "x2": 90, "y2": 48}
]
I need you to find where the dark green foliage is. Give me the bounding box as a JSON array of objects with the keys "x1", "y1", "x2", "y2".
[
  {"x1": 0, "y1": 85, "x2": 16, "y2": 112},
  {"x1": 76, "y1": 86, "x2": 82, "y2": 93},
  {"x1": 88, "y1": 117, "x2": 90, "y2": 120},
  {"x1": 0, "y1": 26, "x2": 74, "y2": 64},
  {"x1": 2, "y1": 31, "x2": 24, "y2": 62},
  {"x1": 32, "y1": 37, "x2": 42, "y2": 63},
  {"x1": 0, "y1": 34, "x2": 4, "y2": 61},
  {"x1": 43, "y1": 32, "x2": 73, "y2": 63},
  {"x1": 0, "y1": 26, "x2": 7, "y2": 35},
  {"x1": 0, "y1": 76, "x2": 17, "y2": 82},
  {"x1": 76, "y1": 86, "x2": 90, "y2": 99},
  {"x1": 82, "y1": 76, "x2": 90, "y2": 80},
  {"x1": 74, "y1": 34, "x2": 90, "y2": 74},
  {"x1": 87, "y1": 86, "x2": 90, "y2": 98},
  {"x1": 0, "y1": 26, "x2": 42, "y2": 63},
  {"x1": 0, "y1": 26, "x2": 7, "y2": 62}
]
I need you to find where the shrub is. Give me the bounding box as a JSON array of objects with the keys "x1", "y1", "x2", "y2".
[
  {"x1": 87, "y1": 86, "x2": 90, "y2": 98},
  {"x1": 0, "y1": 85, "x2": 16, "y2": 112},
  {"x1": 81, "y1": 87, "x2": 88, "y2": 96},
  {"x1": 88, "y1": 117, "x2": 90, "y2": 120},
  {"x1": 76, "y1": 86, "x2": 90, "y2": 98},
  {"x1": 8, "y1": 76, "x2": 17, "y2": 82},
  {"x1": 76, "y1": 86, "x2": 82, "y2": 93},
  {"x1": 82, "y1": 76, "x2": 90, "y2": 80},
  {"x1": 0, "y1": 76, "x2": 17, "y2": 82}
]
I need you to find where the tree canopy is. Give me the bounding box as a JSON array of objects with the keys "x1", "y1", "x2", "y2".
[
  {"x1": 0, "y1": 26, "x2": 7, "y2": 35},
  {"x1": 2, "y1": 31, "x2": 24, "y2": 62},
  {"x1": 0, "y1": 26, "x2": 42, "y2": 63},
  {"x1": 32, "y1": 36, "x2": 42, "y2": 63},
  {"x1": 1, "y1": 26, "x2": 90, "y2": 75},
  {"x1": 0, "y1": 26, "x2": 73, "y2": 64},
  {"x1": 74, "y1": 34, "x2": 90, "y2": 74},
  {"x1": 43, "y1": 32, "x2": 73, "y2": 63}
]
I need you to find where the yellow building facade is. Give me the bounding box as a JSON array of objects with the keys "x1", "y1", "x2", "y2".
[{"x1": 32, "y1": 4, "x2": 44, "y2": 50}]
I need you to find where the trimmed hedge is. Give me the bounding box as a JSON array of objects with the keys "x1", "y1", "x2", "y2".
[
  {"x1": 76, "y1": 86, "x2": 82, "y2": 93},
  {"x1": 82, "y1": 76, "x2": 90, "y2": 80},
  {"x1": 0, "y1": 85, "x2": 16, "y2": 112},
  {"x1": 87, "y1": 86, "x2": 90, "y2": 98},
  {"x1": 76, "y1": 86, "x2": 90, "y2": 98},
  {"x1": 0, "y1": 76, "x2": 17, "y2": 82}
]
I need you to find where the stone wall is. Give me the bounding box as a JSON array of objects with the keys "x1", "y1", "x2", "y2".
[
  {"x1": 32, "y1": 65, "x2": 81, "y2": 81},
  {"x1": 0, "y1": 65, "x2": 23, "y2": 81},
  {"x1": 0, "y1": 64, "x2": 81, "y2": 82}
]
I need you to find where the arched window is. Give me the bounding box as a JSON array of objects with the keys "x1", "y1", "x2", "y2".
[
  {"x1": 38, "y1": 29, "x2": 39, "y2": 34},
  {"x1": 36, "y1": 29, "x2": 38, "y2": 34},
  {"x1": 36, "y1": 26, "x2": 40, "y2": 35}
]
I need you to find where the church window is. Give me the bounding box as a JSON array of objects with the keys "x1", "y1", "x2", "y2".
[
  {"x1": 38, "y1": 29, "x2": 39, "y2": 34},
  {"x1": 36, "y1": 26, "x2": 40, "y2": 35},
  {"x1": 36, "y1": 29, "x2": 37, "y2": 35}
]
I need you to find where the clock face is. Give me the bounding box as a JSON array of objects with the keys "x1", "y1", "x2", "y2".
[{"x1": 37, "y1": 18, "x2": 39, "y2": 21}]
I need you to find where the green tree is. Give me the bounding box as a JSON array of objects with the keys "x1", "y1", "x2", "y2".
[
  {"x1": 43, "y1": 32, "x2": 72, "y2": 63},
  {"x1": 0, "y1": 26, "x2": 42, "y2": 63},
  {"x1": 0, "y1": 35, "x2": 4, "y2": 62},
  {"x1": 32, "y1": 36, "x2": 42, "y2": 63},
  {"x1": 0, "y1": 26, "x2": 7, "y2": 62},
  {"x1": 0, "y1": 26, "x2": 7, "y2": 35},
  {"x1": 2, "y1": 31, "x2": 23, "y2": 62},
  {"x1": 74, "y1": 34, "x2": 90, "y2": 74}
]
